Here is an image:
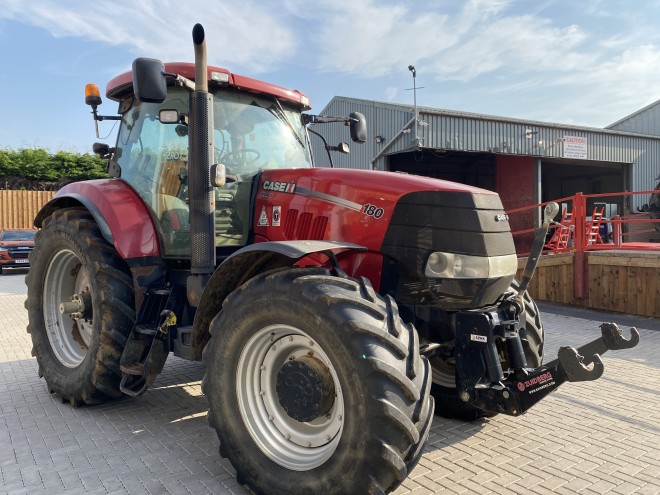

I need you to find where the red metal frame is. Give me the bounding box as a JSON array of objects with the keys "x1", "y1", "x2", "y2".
[
  {"x1": 507, "y1": 190, "x2": 660, "y2": 300},
  {"x1": 508, "y1": 190, "x2": 660, "y2": 255}
]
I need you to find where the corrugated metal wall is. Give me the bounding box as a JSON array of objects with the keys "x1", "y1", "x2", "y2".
[{"x1": 310, "y1": 97, "x2": 660, "y2": 209}]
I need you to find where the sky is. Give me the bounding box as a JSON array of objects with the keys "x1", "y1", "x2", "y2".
[{"x1": 2, "y1": 0, "x2": 660, "y2": 153}]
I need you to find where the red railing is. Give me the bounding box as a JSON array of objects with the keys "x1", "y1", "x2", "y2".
[{"x1": 507, "y1": 190, "x2": 660, "y2": 256}]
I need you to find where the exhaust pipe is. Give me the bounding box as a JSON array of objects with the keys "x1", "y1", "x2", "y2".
[{"x1": 187, "y1": 23, "x2": 216, "y2": 306}]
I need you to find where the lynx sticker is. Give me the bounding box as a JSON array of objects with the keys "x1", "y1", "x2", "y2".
[
  {"x1": 272, "y1": 206, "x2": 281, "y2": 227},
  {"x1": 258, "y1": 206, "x2": 269, "y2": 227}
]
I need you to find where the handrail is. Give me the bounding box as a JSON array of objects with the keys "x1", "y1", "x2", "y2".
[{"x1": 507, "y1": 190, "x2": 660, "y2": 254}]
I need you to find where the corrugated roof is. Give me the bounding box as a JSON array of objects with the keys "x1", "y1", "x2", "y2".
[
  {"x1": 323, "y1": 96, "x2": 660, "y2": 142},
  {"x1": 607, "y1": 98, "x2": 660, "y2": 129}
]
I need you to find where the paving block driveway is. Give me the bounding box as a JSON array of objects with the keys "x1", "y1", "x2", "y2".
[{"x1": 1, "y1": 271, "x2": 658, "y2": 495}]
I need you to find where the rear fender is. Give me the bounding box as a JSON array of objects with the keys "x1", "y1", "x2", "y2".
[
  {"x1": 34, "y1": 179, "x2": 160, "y2": 260},
  {"x1": 190, "y1": 240, "x2": 366, "y2": 360}
]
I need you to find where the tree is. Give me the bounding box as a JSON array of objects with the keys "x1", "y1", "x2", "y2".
[{"x1": 0, "y1": 147, "x2": 108, "y2": 189}]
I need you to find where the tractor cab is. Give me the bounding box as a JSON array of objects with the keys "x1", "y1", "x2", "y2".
[{"x1": 96, "y1": 65, "x2": 315, "y2": 258}]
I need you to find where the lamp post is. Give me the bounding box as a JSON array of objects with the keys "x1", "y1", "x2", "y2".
[{"x1": 408, "y1": 65, "x2": 419, "y2": 146}]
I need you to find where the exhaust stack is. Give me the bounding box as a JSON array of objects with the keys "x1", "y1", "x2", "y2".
[{"x1": 187, "y1": 23, "x2": 216, "y2": 306}]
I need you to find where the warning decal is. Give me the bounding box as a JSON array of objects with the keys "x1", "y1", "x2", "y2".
[
  {"x1": 272, "y1": 206, "x2": 281, "y2": 227},
  {"x1": 258, "y1": 206, "x2": 269, "y2": 226}
]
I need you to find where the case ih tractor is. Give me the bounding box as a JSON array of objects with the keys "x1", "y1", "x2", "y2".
[{"x1": 26, "y1": 24, "x2": 638, "y2": 495}]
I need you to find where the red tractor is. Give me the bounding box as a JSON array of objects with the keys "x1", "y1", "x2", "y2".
[{"x1": 26, "y1": 25, "x2": 638, "y2": 495}]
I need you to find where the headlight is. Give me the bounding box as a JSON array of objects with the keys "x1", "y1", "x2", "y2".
[
  {"x1": 0, "y1": 247, "x2": 7, "y2": 252},
  {"x1": 425, "y1": 252, "x2": 517, "y2": 279}
]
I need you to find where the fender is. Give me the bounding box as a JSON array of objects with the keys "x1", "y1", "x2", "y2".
[
  {"x1": 190, "y1": 240, "x2": 366, "y2": 360},
  {"x1": 34, "y1": 179, "x2": 161, "y2": 261}
]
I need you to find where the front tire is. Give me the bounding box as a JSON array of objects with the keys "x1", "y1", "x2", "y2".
[
  {"x1": 431, "y1": 282, "x2": 544, "y2": 420},
  {"x1": 25, "y1": 208, "x2": 135, "y2": 405},
  {"x1": 202, "y1": 267, "x2": 434, "y2": 495}
]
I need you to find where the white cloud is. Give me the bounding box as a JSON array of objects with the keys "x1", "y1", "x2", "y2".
[
  {"x1": 4, "y1": 0, "x2": 660, "y2": 128},
  {"x1": 384, "y1": 86, "x2": 398, "y2": 101},
  {"x1": 0, "y1": 0, "x2": 296, "y2": 72}
]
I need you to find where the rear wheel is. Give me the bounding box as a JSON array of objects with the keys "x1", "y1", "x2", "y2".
[
  {"x1": 202, "y1": 267, "x2": 434, "y2": 495},
  {"x1": 25, "y1": 208, "x2": 135, "y2": 405},
  {"x1": 431, "y1": 283, "x2": 544, "y2": 420}
]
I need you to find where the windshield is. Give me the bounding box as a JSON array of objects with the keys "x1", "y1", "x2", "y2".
[
  {"x1": 114, "y1": 87, "x2": 312, "y2": 257},
  {"x1": 213, "y1": 89, "x2": 312, "y2": 174},
  {"x1": 0, "y1": 230, "x2": 36, "y2": 241}
]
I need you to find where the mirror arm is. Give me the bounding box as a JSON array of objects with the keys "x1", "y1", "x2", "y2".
[
  {"x1": 162, "y1": 71, "x2": 196, "y2": 92},
  {"x1": 307, "y1": 127, "x2": 335, "y2": 168},
  {"x1": 304, "y1": 114, "x2": 350, "y2": 125},
  {"x1": 95, "y1": 114, "x2": 122, "y2": 121}
]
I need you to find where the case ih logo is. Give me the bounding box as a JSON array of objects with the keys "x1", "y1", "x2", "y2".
[
  {"x1": 262, "y1": 180, "x2": 296, "y2": 193},
  {"x1": 517, "y1": 371, "x2": 553, "y2": 392}
]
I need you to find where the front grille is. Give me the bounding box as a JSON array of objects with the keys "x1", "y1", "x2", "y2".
[
  {"x1": 380, "y1": 190, "x2": 515, "y2": 309},
  {"x1": 8, "y1": 248, "x2": 33, "y2": 259}
]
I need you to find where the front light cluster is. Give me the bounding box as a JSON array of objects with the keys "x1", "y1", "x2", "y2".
[{"x1": 424, "y1": 252, "x2": 517, "y2": 279}]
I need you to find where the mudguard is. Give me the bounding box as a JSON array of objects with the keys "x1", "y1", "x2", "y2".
[
  {"x1": 190, "y1": 240, "x2": 366, "y2": 360},
  {"x1": 34, "y1": 179, "x2": 160, "y2": 260}
]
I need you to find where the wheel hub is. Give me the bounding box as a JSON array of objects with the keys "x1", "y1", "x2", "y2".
[{"x1": 276, "y1": 356, "x2": 335, "y2": 422}]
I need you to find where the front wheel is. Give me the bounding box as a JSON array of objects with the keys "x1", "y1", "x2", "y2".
[
  {"x1": 202, "y1": 267, "x2": 434, "y2": 495},
  {"x1": 25, "y1": 208, "x2": 135, "y2": 405}
]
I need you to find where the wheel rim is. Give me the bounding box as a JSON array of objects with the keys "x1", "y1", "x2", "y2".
[
  {"x1": 43, "y1": 249, "x2": 93, "y2": 367},
  {"x1": 236, "y1": 325, "x2": 344, "y2": 471},
  {"x1": 430, "y1": 356, "x2": 457, "y2": 388}
]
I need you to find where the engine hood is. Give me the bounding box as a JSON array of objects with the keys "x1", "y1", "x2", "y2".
[{"x1": 254, "y1": 167, "x2": 499, "y2": 251}]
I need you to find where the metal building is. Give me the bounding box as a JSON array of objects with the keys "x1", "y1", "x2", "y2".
[
  {"x1": 608, "y1": 99, "x2": 660, "y2": 136},
  {"x1": 310, "y1": 97, "x2": 660, "y2": 221}
]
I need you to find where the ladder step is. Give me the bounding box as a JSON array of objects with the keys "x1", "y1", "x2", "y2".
[
  {"x1": 120, "y1": 362, "x2": 145, "y2": 376},
  {"x1": 135, "y1": 324, "x2": 158, "y2": 336}
]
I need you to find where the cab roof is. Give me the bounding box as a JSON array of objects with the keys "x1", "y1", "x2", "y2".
[{"x1": 106, "y1": 62, "x2": 311, "y2": 110}]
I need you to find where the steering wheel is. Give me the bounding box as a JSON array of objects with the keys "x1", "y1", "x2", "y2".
[{"x1": 221, "y1": 148, "x2": 261, "y2": 167}]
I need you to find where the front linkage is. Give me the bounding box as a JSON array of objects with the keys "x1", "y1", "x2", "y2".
[
  {"x1": 451, "y1": 200, "x2": 640, "y2": 417},
  {"x1": 455, "y1": 312, "x2": 639, "y2": 416}
]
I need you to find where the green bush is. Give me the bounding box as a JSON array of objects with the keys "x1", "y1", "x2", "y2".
[{"x1": 0, "y1": 147, "x2": 108, "y2": 182}]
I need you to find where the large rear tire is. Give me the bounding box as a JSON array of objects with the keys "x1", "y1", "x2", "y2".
[
  {"x1": 25, "y1": 208, "x2": 135, "y2": 405},
  {"x1": 202, "y1": 267, "x2": 434, "y2": 495},
  {"x1": 431, "y1": 282, "x2": 544, "y2": 420}
]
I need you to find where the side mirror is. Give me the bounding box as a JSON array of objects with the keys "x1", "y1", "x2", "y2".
[
  {"x1": 132, "y1": 58, "x2": 167, "y2": 103},
  {"x1": 210, "y1": 163, "x2": 227, "y2": 187},
  {"x1": 326, "y1": 142, "x2": 350, "y2": 154},
  {"x1": 349, "y1": 112, "x2": 367, "y2": 143},
  {"x1": 92, "y1": 142, "x2": 114, "y2": 159}
]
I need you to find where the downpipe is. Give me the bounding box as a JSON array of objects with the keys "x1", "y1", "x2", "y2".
[{"x1": 187, "y1": 23, "x2": 216, "y2": 306}]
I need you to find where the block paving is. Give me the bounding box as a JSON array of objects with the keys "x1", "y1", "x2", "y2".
[{"x1": 0, "y1": 270, "x2": 658, "y2": 494}]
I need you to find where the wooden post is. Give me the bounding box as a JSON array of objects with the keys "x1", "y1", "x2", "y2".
[
  {"x1": 612, "y1": 215, "x2": 622, "y2": 247},
  {"x1": 573, "y1": 192, "x2": 587, "y2": 300}
]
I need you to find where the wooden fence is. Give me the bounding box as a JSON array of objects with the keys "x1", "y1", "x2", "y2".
[
  {"x1": 0, "y1": 190, "x2": 55, "y2": 229},
  {"x1": 517, "y1": 251, "x2": 660, "y2": 318}
]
